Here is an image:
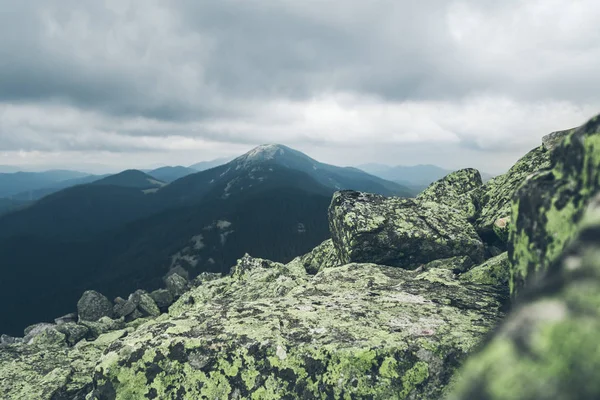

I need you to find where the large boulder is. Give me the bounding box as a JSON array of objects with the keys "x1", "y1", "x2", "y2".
[
  {"x1": 509, "y1": 116, "x2": 600, "y2": 294},
  {"x1": 89, "y1": 259, "x2": 506, "y2": 399},
  {"x1": 417, "y1": 168, "x2": 483, "y2": 220},
  {"x1": 449, "y1": 191, "x2": 600, "y2": 400},
  {"x1": 77, "y1": 290, "x2": 113, "y2": 322},
  {"x1": 329, "y1": 191, "x2": 485, "y2": 269}
]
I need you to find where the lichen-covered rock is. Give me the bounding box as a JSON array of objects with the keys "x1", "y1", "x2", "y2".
[
  {"x1": 89, "y1": 258, "x2": 506, "y2": 399},
  {"x1": 150, "y1": 288, "x2": 174, "y2": 311},
  {"x1": 77, "y1": 290, "x2": 114, "y2": 322},
  {"x1": 56, "y1": 322, "x2": 89, "y2": 346},
  {"x1": 191, "y1": 271, "x2": 223, "y2": 287},
  {"x1": 421, "y1": 256, "x2": 475, "y2": 274},
  {"x1": 288, "y1": 238, "x2": 341, "y2": 274},
  {"x1": 79, "y1": 316, "x2": 125, "y2": 340},
  {"x1": 165, "y1": 272, "x2": 189, "y2": 298},
  {"x1": 476, "y1": 145, "x2": 551, "y2": 244},
  {"x1": 0, "y1": 327, "x2": 131, "y2": 399},
  {"x1": 229, "y1": 253, "x2": 284, "y2": 279},
  {"x1": 113, "y1": 297, "x2": 136, "y2": 318},
  {"x1": 417, "y1": 168, "x2": 483, "y2": 220},
  {"x1": 329, "y1": 191, "x2": 485, "y2": 269},
  {"x1": 459, "y1": 252, "x2": 510, "y2": 286},
  {"x1": 129, "y1": 289, "x2": 161, "y2": 318},
  {"x1": 54, "y1": 312, "x2": 78, "y2": 325},
  {"x1": 542, "y1": 127, "x2": 575, "y2": 151},
  {"x1": 509, "y1": 116, "x2": 600, "y2": 294},
  {"x1": 448, "y1": 192, "x2": 600, "y2": 400}
]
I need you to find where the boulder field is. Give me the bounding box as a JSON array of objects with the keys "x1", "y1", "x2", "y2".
[{"x1": 1, "y1": 115, "x2": 599, "y2": 399}]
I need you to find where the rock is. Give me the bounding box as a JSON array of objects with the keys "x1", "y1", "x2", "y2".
[
  {"x1": 475, "y1": 145, "x2": 551, "y2": 244},
  {"x1": 79, "y1": 316, "x2": 125, "y2": 339},
  {"x1": 329, "y1": 191, "x2": 485, "y2": 269},
  {"x1": 113, "y1": 297, "x2": 137, "y2": 318},
  {"x1": 420, "y1": 255, "x2": 475, "y2": 274},
  {"x1": 150, "y1": 289, "x2": 174, "y2": 311},
  {"x1": 459, "y1": 252, "x2": 510, "y2": 286},
  {"x1": 54, "y1": 312, "x2": 77, "y2": 325},
  {"x1": 55, "y1": 322, "x2": 89, "y2": 346},
  {"x1": 229, "y1": 253, "x2": 283, "y2": 279},
  {"x1": 509, "y1": 116, "x2": 600, "y2": 295},
  {"x1": 77, "y1": 290, "x2": 114, "y2": 322},
  {"x1": 30, "y1": 327, "x2": 66, "y2": 346},
  {"x1": 127, "y1": 309, "x2": 143, "y2": 322},
  {"x1": 0, "y1": 334, "x2": 17, "y2": 346},
  {"x1": 448, "y1": 192, "x2": 600, "y2": 400},
  {"x1": 417, "y1": 168, "x2": 483, "y2": 220},
  {"x1": 164, "y1": 273, "x2": 189, "y2": 298},
  {"x1": 0, "y1": 327, "x2": 128, "y2": 399},
  {"x1": 129, "y1": 290, "x2": 161, "y2": 318},
  {"x1": 23, "y1": 323, "x2": 61, "y2": 344},
  {"x1": 288, "y1": 238, "x2": 340, "y2": 274},
  {"x1": 190, "y1": 272, "x2": 223, "y2": 287},
  {"x1": 90, "y1": 261, "x2": 506, "y2": 399},
  {"x1": 166, "y1": 265, "x2": 190, "y2": 281},
  {"x1": 542, "y1": 127, "x2": 575, "y2": 151}
]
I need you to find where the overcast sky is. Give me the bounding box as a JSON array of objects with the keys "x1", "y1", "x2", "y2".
[{"x1": 0, "y1": 0, "x2": 598, "y2": 174}]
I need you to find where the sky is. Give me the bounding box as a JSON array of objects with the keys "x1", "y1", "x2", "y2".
[{"x1": 1, "y1": 0, "x2": 599, "y2": 174}]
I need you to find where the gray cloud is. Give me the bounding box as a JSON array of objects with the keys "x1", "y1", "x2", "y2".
[{"x1": 0, "y1": 0, "x2": 599, "y2": 173}]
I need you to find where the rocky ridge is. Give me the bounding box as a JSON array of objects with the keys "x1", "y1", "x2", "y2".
[{"x1": 1, "y1": 115, "x2": 598, "y2": 399}]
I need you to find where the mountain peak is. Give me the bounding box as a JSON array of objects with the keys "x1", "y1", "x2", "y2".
[{"x1": 238, "y1": 144, "x2": 288, "y2": 163}]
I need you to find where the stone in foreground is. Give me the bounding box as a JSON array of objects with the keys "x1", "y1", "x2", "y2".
[
  {"x1": 89, "y1": 257, "x2": 506, "y2": 399},
  {"x1": 329, "y1": 191, "x2": 485, "y2": 269},
  {"x1": 449, "y1": 192, "x2": 600, "y2": 400}
]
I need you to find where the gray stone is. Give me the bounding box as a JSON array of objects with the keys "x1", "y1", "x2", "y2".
[
  {"x1": 129, "y1": 290, "x2": 160, "y2": 318},
  {"x1": 149, "y1": 289, "x2": 174, "y2": 311},
  {"x1": 54, "y1": 313, "x2": 77, "y2": 326},
  {"x1": 113, "y1": 297, "x2": 136, "y2": 318},
  {"x1": 55, "y1": 322, "x2": 89, "y2": 346},
  {"x1": 77, "y1": 290, "x2": 114, "y2": 322},
  {"x1": 164, "y1": 273, "x2": 189, "y2": 298}
]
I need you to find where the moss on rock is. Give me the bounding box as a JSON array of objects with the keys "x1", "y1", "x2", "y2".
[
  {"x1": 509, "y1": 116, "x2": 600, "y2": 295},
  {"x1": 417, "y1": 168, "x2": 483, "y2": 220},
  {"x1": 459, "y1": 252, "x2": 510, "y2": 287},
  {"x1": 449, "y1": 192, "x2": 600, "y2": 400},
  {"x1": 87, "y1": 259, "x2": 505, "y2": 399},
  {"x1": 288, "y1": 238, "x2": 341, "y2": 275}
]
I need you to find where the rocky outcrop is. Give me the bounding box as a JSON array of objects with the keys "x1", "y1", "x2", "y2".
[
  {"x1": 417, "y1": 168, "x2": 483, "y2": 220},
  {"x1": 329, "y1": 191, "x2": 485, "y2": 269},
  {"x1": 88, "y1": 258, "x2": 506, "y2": 399},
  {"x1": 509, "y1": 116, "x2": 600, "y2": 294}
]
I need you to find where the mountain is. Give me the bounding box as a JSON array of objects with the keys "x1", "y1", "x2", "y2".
[
  {"x1": 0, "y1": 145, "x2": 374, "y2": 334},
  {"x1": 189, "y1": 157, "x2": 231, "y2": 171},
  {"x1": 147, "y1": 166, "x2": 196, "y2": 183},
  {"x1": 0, "y1": 198, "x2": 28, "y2": 216},
  {"x1": 0, "y1": 170, "x2": 90, "y2": 198},
  {"x1": 91, "y1": 170, "x2": 165, "y2": 191},
  {"x1": 9, "y1": 174, "x2": 108, "y2": 202}
]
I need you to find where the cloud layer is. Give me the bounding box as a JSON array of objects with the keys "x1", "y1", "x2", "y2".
[{"x1": 1, "y1": 0, "x2": 598, "y2": 173}]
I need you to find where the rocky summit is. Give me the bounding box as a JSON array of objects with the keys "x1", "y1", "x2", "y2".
[{"x1": 1, "y1": 115, "x2": 599, "y2": 399}]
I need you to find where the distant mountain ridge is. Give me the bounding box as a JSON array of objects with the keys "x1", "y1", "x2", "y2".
[{"x1": 0, "y1": 144, "x2": 409, "y2": 335}]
